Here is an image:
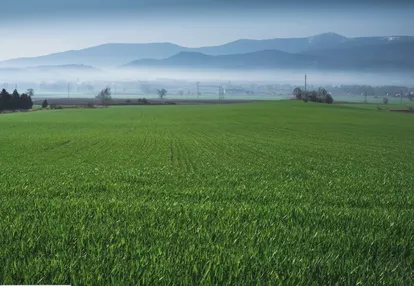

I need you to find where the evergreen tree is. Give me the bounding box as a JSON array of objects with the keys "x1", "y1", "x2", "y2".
[
  {"x1": 0, "y1": 89, "x2": 11, "y2": 110},
  {"x1": 20, "y1": 93, "x2": 30, "y2": 109},
  {"x1": 28, "y1": 96, "x2": 33, "y2": 109},
  {"x1": 0, "y1": 89, "x2": 33, "y2": 110},
  {"x1": 42, "y1": 99, "x2": 49, "y2": 108},
  {"x1": 12, "y1": 89, "x2": 20, "y2": 109}
]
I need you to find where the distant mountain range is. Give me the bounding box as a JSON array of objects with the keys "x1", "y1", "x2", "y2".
[
  {"x1": 0, "y1": 43, "x2": 185, "y2": 68},
  {"x1": 124, "y1": 42, "x2": 414, "y2": 72},
  {"x1": 1, "y1": 33, "x2": 414, "y2": 72},
  {"x1": 124, "y1": 50, "x2": 318, "y2": 70}
]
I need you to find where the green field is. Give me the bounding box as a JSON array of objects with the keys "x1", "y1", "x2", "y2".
[{"x1": 0, "y1": 101, "x2": 413, "y2": 285}]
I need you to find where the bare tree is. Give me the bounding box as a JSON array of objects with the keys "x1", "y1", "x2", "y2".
[
  {"x1": 157, "y1": 88, "x2": 167, "y2": 100},
  {"x1": 27, "y1": 89, "x2": 34, "y2": 97},
  {"x1": 96, "y1": 87, "x2": 112, "y2": 106}
]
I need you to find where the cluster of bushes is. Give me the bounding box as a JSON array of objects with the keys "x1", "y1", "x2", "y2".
[
  {"x1": 293, "y1": 87, "x2": 334, "y2": 104},
  {"x1": 50, "y1": 104, "x2": 64, "y2": 109},
  {"x1": 120, "y1": 98, "x2": 150, "y2": 105},
  {"x1": 0, "y1": 89, "x2": 34, "y2": 111},
  {"x1": 138, "y1": 98, "x2": 149, "y2": 105}
]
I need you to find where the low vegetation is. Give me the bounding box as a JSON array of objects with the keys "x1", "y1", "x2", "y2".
[
  {"x1": 0, "y1": 101, "x2": 413, "y2": 284},
  {"x1": 137, "y1": 98, "x2": 149, "y2": 104}
]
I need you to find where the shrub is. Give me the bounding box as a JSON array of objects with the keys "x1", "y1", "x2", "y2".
[
  {"x1": 325, "y1": 94, "x2": 334, "y2": 104},
  {"x1": 383, "y1": 97, "x2": 389, "y2": 105}
]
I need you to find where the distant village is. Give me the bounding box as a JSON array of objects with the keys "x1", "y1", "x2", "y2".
[{"x1": 4, "y1": 80, "x2": 414, "y2": 99}]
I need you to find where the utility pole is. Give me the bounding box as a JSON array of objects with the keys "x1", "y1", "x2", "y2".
[
  {"x1": 401, "y1": 89, "x2": 403, "y2": 105},
  {"x1": 305, "y1": 74, "x2": 307, "y2": 92},
  {"x1": 68, "y1": 82, "x2": 70, "y2": 98}
]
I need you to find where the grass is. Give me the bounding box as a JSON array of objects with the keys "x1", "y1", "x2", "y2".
[{"x1": 0, "y1": 101, "x2": 413, "y2": 285}]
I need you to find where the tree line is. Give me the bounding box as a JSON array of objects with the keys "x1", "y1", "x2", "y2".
[
  {"x1": 0, "y1": 89, "x2": 34, "y2": 111},
  {"x1": 293, "y1": 87, "x2": 334, "y2": 104},
  {"x1": 325, "y1": 85, "x2": 414, "y2": 99}
]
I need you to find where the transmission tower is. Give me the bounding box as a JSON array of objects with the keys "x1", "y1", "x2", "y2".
[
  {"x1": 219, "y1": 86, "x2": 225, "y2": 100},
  {"x1": 196, "y1": 81, "x2": 200, "y2": 98}
]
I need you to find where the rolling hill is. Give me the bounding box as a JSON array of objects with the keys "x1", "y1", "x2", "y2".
[
  {"x1": 1, "y1": 33, "x2": 414, "y2": 69},
  {"x1": 123, "y1": 50, "x2": 318, "y2": 70},
  {"x1": 123, "y1": 41, "x2": 414, "y2": 72},
  {"x1": 0, "y1": 43, "x2": 188, "y2": 68},
  {"x1": 303, "y1": 42, "x2": 414, "y2": 71}
]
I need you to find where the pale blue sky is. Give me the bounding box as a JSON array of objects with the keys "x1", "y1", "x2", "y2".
[{"x1": 0, "y1": 0, "x2": 413, "y2": 61}]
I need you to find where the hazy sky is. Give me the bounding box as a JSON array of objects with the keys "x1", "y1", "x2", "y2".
[{"x1": 1, "y1": 0, "x2": 414, "y2": 61}]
